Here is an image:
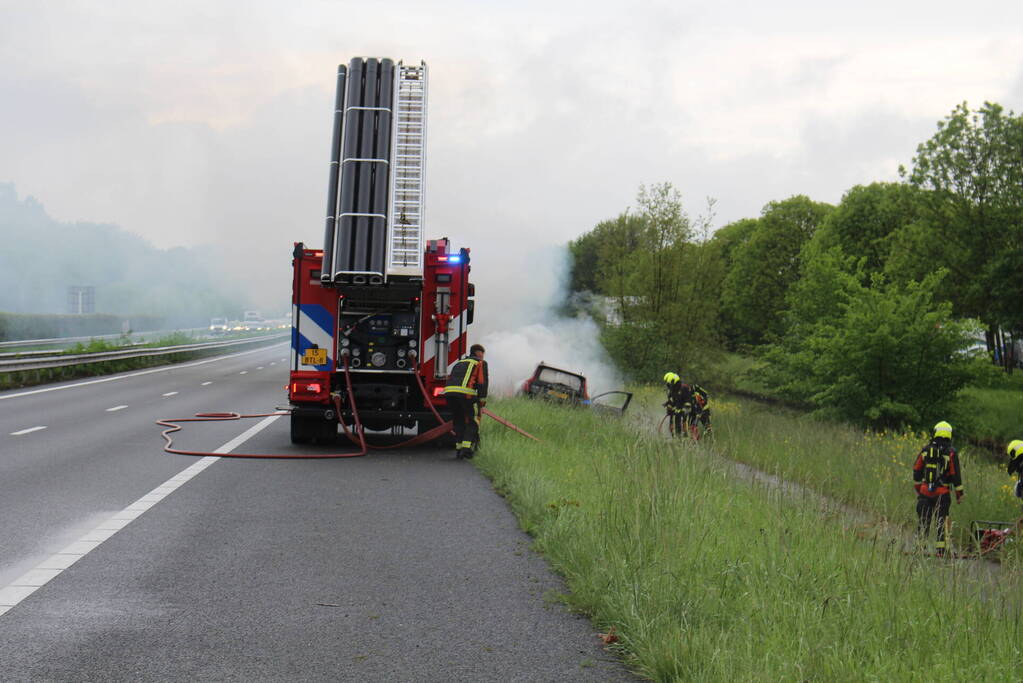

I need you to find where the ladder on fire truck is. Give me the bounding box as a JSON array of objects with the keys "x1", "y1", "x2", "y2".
[{"x1": 387, "y1": 61, "x2": 428, "y2": 277}]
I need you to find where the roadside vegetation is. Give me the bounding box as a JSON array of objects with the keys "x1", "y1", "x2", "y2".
[
  {"x1": 0, "y1": 330, "x2": 282, "y2": 390},
  {"x1": 629, "y1": 387, "x2": 1022, "y2": 552},
  {"x1": 518, "y1": 106, "x2": 1023, "y2": 676},
  {"x1": 480, "y1": 397, "x2": 1023, "y2": 680},
  {"x1": 569, "y1": 101, "x2": 1023, "y2": 446}
]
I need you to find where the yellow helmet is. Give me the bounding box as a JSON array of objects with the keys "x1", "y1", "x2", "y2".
[
  {"x1": 663, "y1": 372, "x2": 680, "y2": 384},
  {"x1": 933, "y1": 421, "x2": 952, "y2": 439},
  {"x1": 1007, "y1": 439, "x2": 1023, "y2": 458}
]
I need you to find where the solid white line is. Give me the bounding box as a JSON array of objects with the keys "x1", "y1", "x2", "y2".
[
  {"x1": 0, "y1": 414, "x2": 283, "y2": 617},
  {"x1": 106, "y1": 405, "x2": 128, "y2": 412},
  {"x1": 10, "y1": 426, "x2": 47, "y2": 436},
  {"x1": 162, "y1": 392, "x2": 178, "y2": 397},
  {"x1": 201, "y1": 381, "x2": 212, "y2": 386},
  {"x1": 0, "y1": 342, "x2": 287, "y2": 402}
]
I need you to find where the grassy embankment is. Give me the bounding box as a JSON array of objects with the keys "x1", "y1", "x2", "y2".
[
  {"x1": 0, "y1": 331, "x2": 280, "y2": 390},
  {"x1": 478, "y1": 397, "x2": 1023, "y2": 680},
  {"x1": 705, "y1": 351, "x2": 1023, "y2": 450},
  {"x1": 632, "y1": 387, "x2": 1023, "y2": 552}
]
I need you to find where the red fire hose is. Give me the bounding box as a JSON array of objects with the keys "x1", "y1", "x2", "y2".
[{"x1": 157, "y1": 359, "x2": 537, "y2": 459}]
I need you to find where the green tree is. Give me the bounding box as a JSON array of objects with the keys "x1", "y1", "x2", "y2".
[
  {"x1": 598, "y1": 185, "x2": 723, "y2": 380},
  {"x1": 720, "y1": 196, "x2": 833, "y2": 346},
  {"x1": 567, "y1": 212, "x2": 644, "y2": 295},
  {"x1": 595, "y1": 212, "x2": 645, "y2": 319},
  {"x1": 709, "y1": 218, "x2": 760, "y2": 347},
  {"x1": 808, "y1": 182, "x2": 924, "y2": 277},
  {"x1": 899, "y1": 102, "x2": 1023, "y2": 353},
  {"x1": 633, "y1": 183, "x2": 692, "y2": 320},
  {"x1": 762, "y1": 268, "x2": 972, "y2": 429}
]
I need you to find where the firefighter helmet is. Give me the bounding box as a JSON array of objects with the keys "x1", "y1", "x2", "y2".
[
  {"x1": 663, "y1": 372, "x2": 680, "y2": 384},
  {"x1": 933, "y1": 421, "x2": 952, "y2": 439},
  {"x1": 1007, "y1": 439, "x2": 1023, "y2": 458}
]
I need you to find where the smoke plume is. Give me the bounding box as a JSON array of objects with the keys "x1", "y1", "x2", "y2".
[{"x1": 465, "y1": 239, "x2": 622, "y2": 398}]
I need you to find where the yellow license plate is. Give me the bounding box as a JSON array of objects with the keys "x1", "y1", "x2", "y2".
[{"x1": 302, "y1": 348, "x2": 327, "y2": 365}]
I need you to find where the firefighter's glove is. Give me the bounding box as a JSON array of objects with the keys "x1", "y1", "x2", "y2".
[{"x1": 955, "y1": 490, "x2": 964, "y2": 503}]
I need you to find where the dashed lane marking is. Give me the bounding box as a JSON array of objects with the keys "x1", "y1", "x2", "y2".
[
  {"x1": 201, "y1": 381, "x2": 212, "y2": 386},
  {"x1": 0, "y1": 414, "x2": 283, "y2": 619},
  {"x1": 10, "y1": 426, "x2": 47, "y2": 436},
  {"x1": 239, "y1": 371, "x2": 248, "y2": 375},
  {"x1": 106, "y1": 405, "x2": 128, "y2": 412},
  {"x1": 257, "y1": 367, "x2": 264, "y2": 370},
  {"x1": 162, "y1": 392, "x2": 178, "y2": 397},
  {"x1": 0, "y1": 343, "x2": 287, "y2": 402}
]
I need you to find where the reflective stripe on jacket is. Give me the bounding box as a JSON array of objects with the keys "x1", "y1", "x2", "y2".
[{"x1": 444, "y1": 357, "x2": 487, "y2": 397}]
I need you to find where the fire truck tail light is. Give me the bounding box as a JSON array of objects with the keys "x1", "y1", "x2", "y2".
[
  {"x1": 292, "y1": 382, "x2": 323, "y2": 395},
  {"x1": 433, "y1": 387, "x2": 445, "y2": 397}
]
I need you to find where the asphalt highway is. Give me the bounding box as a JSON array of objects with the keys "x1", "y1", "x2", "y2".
[{"x1": 0, "y1": 343, "x2": 632, "y2": 681}]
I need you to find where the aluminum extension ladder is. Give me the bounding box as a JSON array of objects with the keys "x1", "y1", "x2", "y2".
[{"x1": 387, "y1": 61, "x2": 428, "y2": 277}]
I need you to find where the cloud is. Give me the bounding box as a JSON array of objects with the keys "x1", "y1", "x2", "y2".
[{"x1": 1, "y1": 0, "x2": 1022, "y2": 322}]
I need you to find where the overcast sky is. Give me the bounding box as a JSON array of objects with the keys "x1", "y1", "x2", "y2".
[{"x1": 2, "y1": 0, "x2": 1022, "y2": 315}]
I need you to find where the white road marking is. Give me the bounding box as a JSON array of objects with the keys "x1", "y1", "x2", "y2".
[
  {"x1": 239, "y1": 371, "x2": 247, "y2": 375},
  {"x1": 106, "y1": 405, "x2": 128, "y2": 412},
  {"x1": 10, "y1": 426, "x2": 46, "y2": 436},
  {"x1": 0, "y1": 414, "x2": 283, "y2": 619},
  {"x1": 0, "y1": 343, "x2": 287, "y2": 402},
  {"x1": 270, "y1": 362, "x2": 276, "y2": 366},
  {"x1": 162, "y1": 392, "x2": 178, "y2": 397},
  {"x1": 257, "y1": 366, "x2": 264, "y2": 370},
  {"x1": 201, "y1": 381, "x2": 212, "y2": 386}
]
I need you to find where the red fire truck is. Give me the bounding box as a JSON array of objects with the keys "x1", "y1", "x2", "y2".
[{"x1": 288, "y1": 58, "x2": 476, "y2": 444}]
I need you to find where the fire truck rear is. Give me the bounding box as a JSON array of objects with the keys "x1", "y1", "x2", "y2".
[{"x1": 289, "y1": 58, "x2": 475, "y2": 444}]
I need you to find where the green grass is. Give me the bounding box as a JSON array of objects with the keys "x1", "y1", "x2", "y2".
[
  {"x1": 631, "y1": 387, "x2": 1022, "y2": 554},
  {"x1": 478, "y1": 397, "x2": 1023, "y2": 681},
  {"x1": 705, "y1": 350, "x2": 1023, "y2": 452}
]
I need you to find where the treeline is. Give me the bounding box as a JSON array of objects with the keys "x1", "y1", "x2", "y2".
[
  {"x1": 0, "y1": 183, "x2": 250, "y2": 325},
  {"x1": 569, "y1": 102, "x2": 1023, "y2": 430}
]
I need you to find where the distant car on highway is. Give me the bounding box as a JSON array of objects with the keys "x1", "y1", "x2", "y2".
[
  {"x1": 209, "y1": 317, "x2": 228, "y2": 335},
  {"x1": 242, "y1": 311, "x2": 266, "y2": 331}
]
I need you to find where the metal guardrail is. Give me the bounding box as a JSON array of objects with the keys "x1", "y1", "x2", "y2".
[
  {"x1": 0, "y1": 327, "x2": 210, "y2": 351},
  {"x1": 0, "y1": 332, "x2": 288, "y2": 373}
]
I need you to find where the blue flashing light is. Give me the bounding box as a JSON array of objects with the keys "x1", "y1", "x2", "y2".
[{"x1": 447, "y1": 256, "x2": 461, "y2": 264}]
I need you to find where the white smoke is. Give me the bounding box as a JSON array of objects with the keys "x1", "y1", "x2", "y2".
[{"x1": 460, "y1": 238, "x2": 623, "y2": 398}]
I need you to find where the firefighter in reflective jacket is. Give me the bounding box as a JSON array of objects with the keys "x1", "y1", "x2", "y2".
[
  {"x1": 662, "y1": 372, "x2": 686, "y2": 437},
  {"x1": 444, "y1": 344, "x2": 488, "y2": 459},
  {"x1": 1006, "y1": 439, "x2": 1023, "y2": 499},
  {"x1": 912, "y1": 421, "x2": 963, "y2": 556},
  {"x1": 686, "y1": 382, "x2": 712, "y2": 438}
]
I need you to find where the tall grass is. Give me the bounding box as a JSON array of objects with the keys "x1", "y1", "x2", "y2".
[
  {"x1": 657, "y1": 389, "x2": 1023, "y2": 553},
  {"x1": 479, "y1": 398, "x2": 1023, "y2": 680}
]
